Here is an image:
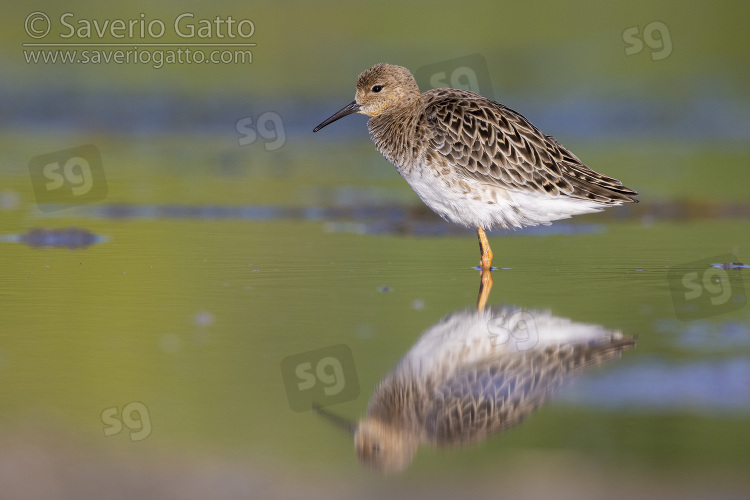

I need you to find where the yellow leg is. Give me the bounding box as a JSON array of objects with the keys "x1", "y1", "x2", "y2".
[
  {"x1": 477, "y1": 227, "x2": 493, "y2": 270},
  {"x1": 477, "y1": 268, "x2": 493, "y2": 312}
]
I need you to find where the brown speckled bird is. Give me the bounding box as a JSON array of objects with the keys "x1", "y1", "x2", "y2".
[{"x1": 314, "y1": 63, "x2": 638, "y2": 269}]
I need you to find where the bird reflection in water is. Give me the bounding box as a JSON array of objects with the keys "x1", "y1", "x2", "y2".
[{"x1": 318, "y1": 276, "x2": 634, "y2": 474}]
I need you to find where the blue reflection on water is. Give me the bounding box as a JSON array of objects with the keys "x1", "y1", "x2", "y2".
[
  {"x1": 562, "y1": 357, "x2": 750, "y2": 414},
  {"x1": 655, "y1": 316, "x2": 750, "y2": 350},
  {"x1": 0, "y1": 227, "x2": 107, "y2": 248},
  {"x1": 4, "y1": 87, "x2": 750, "y2": 141}
]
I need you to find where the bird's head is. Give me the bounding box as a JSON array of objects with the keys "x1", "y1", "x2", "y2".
[
  {"x1": 314, "y1": 405, "x2": 418, "y2": 475},
  {"x1": 313, "y1": 63, "x2": 420, "y2": 132},
  {"x1": 354, "y1": 418, "x2": 419, "y2": 475}
]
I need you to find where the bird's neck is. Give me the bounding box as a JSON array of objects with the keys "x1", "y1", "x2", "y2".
[{"x1": 367, "y1": 100, "x2": 422, "y2": 172}]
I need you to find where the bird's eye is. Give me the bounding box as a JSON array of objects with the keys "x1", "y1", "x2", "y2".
[
  {"x1": 372, "y1": 444, "x2": 381, "y2": 454},
  {"x1": 372, "y1": 85, "x2": 383, "y2": 93}
]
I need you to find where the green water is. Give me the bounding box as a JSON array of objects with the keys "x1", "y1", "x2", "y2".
[
  {"x1": 1, "y1": 134, "x2": 749, "y2": 497},
  {"x1": 3, "y1": 0, "x2": 750, "y2": 496}
]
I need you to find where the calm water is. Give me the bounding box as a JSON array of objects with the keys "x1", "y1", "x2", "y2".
[
  {"x1": 1, "y1": 131, "x2": 749, "y2": 499},
  {"x1": 5, "y1": 0, "x2": 750, "y2": 494}
]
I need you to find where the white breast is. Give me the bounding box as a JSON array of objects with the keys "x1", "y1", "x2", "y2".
[{"x1": 399, "y1": 159, "x2": 609, "y2": 230}]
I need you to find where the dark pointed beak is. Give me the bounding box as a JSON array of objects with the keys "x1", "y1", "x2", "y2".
[
  {"x1": 313, "y1": 404, "x2": 357, "y2": 435},
  {"x1": 313, "y1": 101, "x2": 361, "y2": 132}
]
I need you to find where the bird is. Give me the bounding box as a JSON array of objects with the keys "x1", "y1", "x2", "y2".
[
  {"x1": 315, "y1": 305, "x2": 636, "y2": 474},
  {"x1": 313, "y1": 63, "x2": 638, "y2": 270}
]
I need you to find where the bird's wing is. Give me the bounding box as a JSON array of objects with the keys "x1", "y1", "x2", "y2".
[
  {"x1": 420, "y1": 89, "x2": 637, "y2": 204},
  {"x1": 423, "y1": 337, "x2": 636, "y2": 446},
  {"x1": 422, "y1": 352, "x2": 562, "y2": 447}
]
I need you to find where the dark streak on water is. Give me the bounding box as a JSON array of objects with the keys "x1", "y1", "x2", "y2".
[
  {"x1": 36, "y1": 203, "x2": 608, "y2": 237},
  {"x1": 33, "y1": 200, "x2": 750, "y2": 237}
]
